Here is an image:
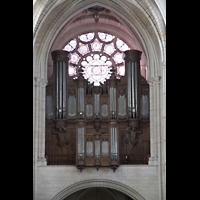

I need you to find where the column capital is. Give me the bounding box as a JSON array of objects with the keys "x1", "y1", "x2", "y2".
[
  {"x1": 147, "y1": 76, "x2": 161, "y2": 85},
  {"x1": 51, "y1": 50, "x2": 69, "y2": 62},
  {"x1": 34, "y1": 77, "x2": 48, "y2": 87},
  {"x1": 124, "y1": 49, "x2": 142, "y2": 62}
]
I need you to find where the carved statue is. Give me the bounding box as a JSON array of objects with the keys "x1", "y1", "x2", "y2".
[
  {"x1": 126, "y1": 124, "x2": 142, "y2": 148},
  {"x1": 52, "y1": 125, "x2": 69, "y2": 148}
]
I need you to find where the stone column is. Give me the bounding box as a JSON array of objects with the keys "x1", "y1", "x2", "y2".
[
  {"x1": 124, "y1": 50, "x2": 142, "y2": 119},
  {"x1": 147, "y1": 76, "x2": 161, "y2": 165},
  {"x1": 51, "y1": 50, "x2": 69, "y2": 119},
  {"x1": 34, "y1": 77, "x2": 48, "y2": 166}
]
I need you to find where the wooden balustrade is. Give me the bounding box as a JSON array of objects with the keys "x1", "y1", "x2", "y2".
[
  {"x1": 46, "y1": 154, "x2": 76, "y2": 165},
  {"x1": 119, "y1": 154, "x2": 150, "y2": 165},
  {"x1": 46, "y1": 154, "x2": 150, "y2": 165}
]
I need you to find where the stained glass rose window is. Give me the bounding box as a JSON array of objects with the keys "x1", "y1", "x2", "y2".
[{"x1": 63, "y1": 32, "x2": 130, "y2": 85}]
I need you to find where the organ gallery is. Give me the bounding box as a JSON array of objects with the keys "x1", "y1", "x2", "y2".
[{"x1": 45, "y1": 32, "x2": 150, "y2": 172}]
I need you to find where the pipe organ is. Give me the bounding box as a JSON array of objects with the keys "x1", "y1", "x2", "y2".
[{"x1": 45, "y1": 49, "x2": 150, "y2": 172}]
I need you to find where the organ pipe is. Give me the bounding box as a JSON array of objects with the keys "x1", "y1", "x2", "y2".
[
  {"x1": 51, "y1": 50, "x2": 69, "y2": 119},
  {"x1": 124, "y1": 50, "x2": 142, "y2": 119}
]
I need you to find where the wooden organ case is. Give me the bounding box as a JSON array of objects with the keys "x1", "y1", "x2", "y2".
[{"x1": 45, "y1": 50, "x2": 150, "y2": 172}]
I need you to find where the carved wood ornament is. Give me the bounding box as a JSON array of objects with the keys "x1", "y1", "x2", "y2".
[
  {"x1": 52, "y1": 125, "x2": 69, "y2": 148},
  {"x1": 45, "y1": 48, "x2": 150, "y2": 171},
  {"x1": 126, "y1": 122, "x2": 142, "y2": 148}
]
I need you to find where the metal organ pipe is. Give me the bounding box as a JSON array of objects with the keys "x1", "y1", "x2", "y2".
[
  {"x1": 94, "y1": 94, "x2": 100, "y2": 119},
  {"x1": 110, "y1": 126, "x2": 117, "y2": 161},
  {"x1": 78, "y1": 127, "x2": 84, "y2": 160},
  {"x1": 51, "y1": 50, "x2": 69, "y2": 119},
  {"x1": 59, "y1": 61, "x2": 63, "y2": 119},
  {"x1": 124, "y1": 50, "x2": 142, "y2": 119},
  {"x1": 55, "y1": 61, "x2": 59, "y2": 119},
  {"x1": 78, "y1": 87, "x2": 84, "y2": 119},
  {"x1": 110, "y1": 87, "x2": 116, "y2": 119},
  {"x1": 62, "y1": 61, "x2": 66, "y2": 119}
]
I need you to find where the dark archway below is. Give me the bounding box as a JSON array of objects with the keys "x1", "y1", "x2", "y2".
[{"x1": 64, "y1": 187, "x2": 133, "y2": 200}]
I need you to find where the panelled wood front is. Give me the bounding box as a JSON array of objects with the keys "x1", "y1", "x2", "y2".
[{"x1": 45, "y1": 50, "x2": 150, "y2": 171}]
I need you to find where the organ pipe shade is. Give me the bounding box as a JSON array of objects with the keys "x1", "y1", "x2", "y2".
[
  {"x1": 86, "y1": 104, "x2": 93, "y2": 120},
  {"x1": 68, "y1": 95, "x2": 76, "y2": 120},
  {"x1": 86, "y1": 141, "x2": 93, "y2": 157},
  {"x1": 102, "y1": 104, "x2": 108, "y2": 120},
  {"x1": 102, "y1": 141, "x2": 109, "y2": 157},
  {"x1": 118, "y1": 95, "x2": 126, "y2": 120}
]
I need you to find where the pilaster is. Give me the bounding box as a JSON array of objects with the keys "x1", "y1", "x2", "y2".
[
  {"x1": 34, "y1": 77, "x2": 48, "y2": 166},
  {"x1": 147, "y1": 76, "x2": 161, "y2": 165}
]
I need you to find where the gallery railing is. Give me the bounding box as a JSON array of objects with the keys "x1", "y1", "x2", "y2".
[
  {"x1": 119, "y1": 154, "x2": 150, "y2": 165},
  {"x1": 46, "y1": 154, "x2": 76, "y2": 165},
  {"x1": 46, "y1": 154, "x2": 150, "y2": 165}
]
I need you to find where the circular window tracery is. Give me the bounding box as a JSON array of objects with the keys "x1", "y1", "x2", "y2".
[{"x1": 63, "y1": 32, "x2": 130, "y2": 86}]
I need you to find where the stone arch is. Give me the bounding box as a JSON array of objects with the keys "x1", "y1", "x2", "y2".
[
  {"x1": 52, "y1": 179, "x2": 146, "y2": 200},
  {"x1": 33, "y1": 0, "x2": 166, "y2": 164},
  {"x1": 33, "y1": 0, "x2": 165, "y2": 81},
  {"x1": 33, "y1": 1, "x2": 166, "y2": 198},
  {"x1": 75, "y1": 187, "x2": 118, "y2": 200}
]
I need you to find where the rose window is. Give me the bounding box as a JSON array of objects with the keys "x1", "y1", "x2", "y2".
[{"x1": 63, "y1": 32, "x2": 130, "y2": 86}]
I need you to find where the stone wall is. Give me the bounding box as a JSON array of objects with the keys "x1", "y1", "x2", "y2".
[{"x1": 37, "y1": 165, "x2": 159, "y2": 200}]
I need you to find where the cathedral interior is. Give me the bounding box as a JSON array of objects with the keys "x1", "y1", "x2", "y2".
[{"x1": 33, "y1": 1, "x2": 166, "y2": 200}]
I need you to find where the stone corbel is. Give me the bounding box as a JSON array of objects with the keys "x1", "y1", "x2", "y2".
[
  {"x1": 34, "y1": 77, "x2": 48, "y2": 88},
  {"x1": 147, "y1": 76, "x2": 161, "y2": 85},
  {"x1": 40, "y1": 79, "x2": 48, "y2": 88}
]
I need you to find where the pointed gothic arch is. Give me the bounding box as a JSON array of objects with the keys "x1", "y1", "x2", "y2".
[{"x1": 33, "y1": 1, "x2": 166, "y2": 199}]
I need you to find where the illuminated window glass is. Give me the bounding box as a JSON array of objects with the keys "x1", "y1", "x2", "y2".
[
  {"x1": 91, "y1": 39, "x2": 102, "y2": 51},
  {"x1": 116, "y1": 38, "x2": 130, "y2": 51},
  {"x1": 63, "y1": 39, "x2": 77, "y2": 52},
  {"x1": 117, "y1": 65, "x2": 125, "y2": 76},
  {"x1": 68, "y1": 65, "x2": 77, "y2": 76},
  {"x1": 79, "y1": 32, "x2": 95, "y2": 42},
  {"x1": 113, "y1": 52, "x2": 124, "y2": 64},
  {"x1": 69, "y1": 52, "x2": 80, "y2": 64},
  {"x1": 104, "y1": 43, "x2": 115, "y2": 55},
  {"x1": 98, "y1": 32, "x2": 115, "y2": 42},
  {"x1": 63, "y1": 32, "x2": 130, "y2": 82},
  {"x1": 82, "y1": 54, "x2": 112, "y2": 86},
  {"x1": 78, "y1": 43, "x2": 90, "y2": 55}
]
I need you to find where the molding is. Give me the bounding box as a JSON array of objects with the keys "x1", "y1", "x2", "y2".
[
  {"x1": 124, "y1": 49, "x2": 142, "y2": 62},
  {"x1": 52, "y1": 179, "x2": 146, "y2": 200},
  {"x1": 34, "y1": 77, "x2": 48, "y2": 87},
  {"x1": 147, "y1": 76, "x2": 161, "y2": 85}
]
